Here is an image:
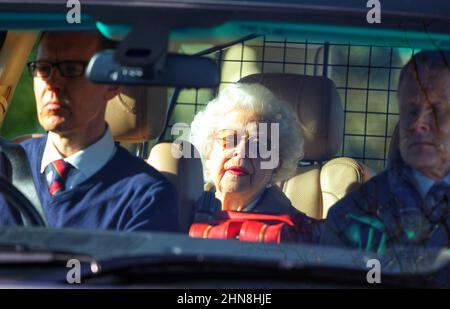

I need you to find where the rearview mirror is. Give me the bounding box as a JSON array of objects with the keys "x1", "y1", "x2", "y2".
[{"x1": 86, "y1": 50, "x2": 220, "y2": 88}]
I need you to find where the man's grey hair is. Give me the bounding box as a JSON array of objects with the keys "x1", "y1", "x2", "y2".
[
  {"x1": 399, "y1": 49, "x2": 450, "y2": 88},
  {"x1": 190, "y1": 83, "x2": 304, "y2": 183}
]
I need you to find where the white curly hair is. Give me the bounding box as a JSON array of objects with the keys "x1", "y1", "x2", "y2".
[{"x1": 190, "y1": 83, "x2": 304, "y2": 183}]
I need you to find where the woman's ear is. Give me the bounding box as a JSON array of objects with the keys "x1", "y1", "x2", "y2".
[{"x1": 203, "y1": 142, "x2": 213, "y2": 160}]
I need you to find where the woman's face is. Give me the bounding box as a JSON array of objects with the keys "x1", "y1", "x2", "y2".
[{"x1": 206, "y1": 109, "x2": 275, "y2": 203}]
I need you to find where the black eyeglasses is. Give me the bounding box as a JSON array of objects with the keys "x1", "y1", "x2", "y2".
[{"x1": 27, "y1": 60, "x2": 88, "y2": 79}]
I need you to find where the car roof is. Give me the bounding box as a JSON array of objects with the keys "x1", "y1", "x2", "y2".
[
  {"x1": 1, "y1": 0, "x2": 450, "y2": 51},
  {"x1": 1, "y1": 0, "x2": 450, "y2": 30}
]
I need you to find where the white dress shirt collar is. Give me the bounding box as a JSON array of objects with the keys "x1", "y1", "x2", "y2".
[
  {"x1": 40, "y1": 127, "x2": 116, "y2": 183},
  {"x1": 413, "y1": 169, "x2": 450, "y2": 199}
]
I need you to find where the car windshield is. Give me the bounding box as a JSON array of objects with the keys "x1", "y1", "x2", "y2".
[{"x1": 0, "y1": 0, "x2": 449, "y2": 289}]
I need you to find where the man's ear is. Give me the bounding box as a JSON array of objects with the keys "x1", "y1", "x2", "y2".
[{"x1": 104, "y1": 85, "x2": 122, "y2": 101}]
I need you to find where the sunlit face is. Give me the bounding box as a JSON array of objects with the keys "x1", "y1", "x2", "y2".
[
  {"x1": 398, "y1": 69, "x2": 450, "y2": 179},
  {"x1": 33, "y1": 32, "x2": 118, "y2": 136},
  {"x1": 206, "y1": 110, "x2": 275, "y2": 206}
]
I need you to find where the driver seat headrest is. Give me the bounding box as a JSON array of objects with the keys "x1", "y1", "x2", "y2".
[{"x1": 106, "y1": 86, "x2": 168, "y2": 143}]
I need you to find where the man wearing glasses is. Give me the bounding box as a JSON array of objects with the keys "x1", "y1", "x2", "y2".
[{"x1": 5, "y1": 31, "x2": 179, "y2": 232}]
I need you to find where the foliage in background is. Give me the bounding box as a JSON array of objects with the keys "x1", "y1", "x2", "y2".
[{"x1": 0, "y1": 46, "x2": 43, "y2": 140}]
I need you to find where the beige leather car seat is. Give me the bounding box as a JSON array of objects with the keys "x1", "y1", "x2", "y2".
[
  {"x1": 106, "y1": 86, "x2": 167, "y2": 142},
  {"x1": 110, "y1": 87, "x2": 203, "y2": 232},
  {"x1": 147, "y1": 141, "x2": 203, "y2": 232},
  {"x1": 239, "y1": 73, "x2": 373, "y2": 219}
]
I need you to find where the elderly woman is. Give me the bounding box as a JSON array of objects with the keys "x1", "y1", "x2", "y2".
[{"x1": 190, "y1": 83, "x2": 321, "y2": 242}]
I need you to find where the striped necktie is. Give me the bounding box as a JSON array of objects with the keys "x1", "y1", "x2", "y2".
[{"x1": 47, "y1": 159, "x2": 72, "y2": 197}]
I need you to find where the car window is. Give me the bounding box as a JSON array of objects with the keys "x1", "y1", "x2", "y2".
[
  {"x1": 0, "y1": 31, "x2": 415, "y2": 173},
  {"x1": 0, "y1": 1, "x2": 449, "y2": 289}
]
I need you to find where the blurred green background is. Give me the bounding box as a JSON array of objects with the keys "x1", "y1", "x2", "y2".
[{"x1": 0, "y1": 46, "x2": 43, "y2": 139}]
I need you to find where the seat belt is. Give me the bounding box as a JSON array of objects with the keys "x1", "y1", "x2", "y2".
[{"x1": 0, "y1": 138, "x2": 48, "y2": 226}]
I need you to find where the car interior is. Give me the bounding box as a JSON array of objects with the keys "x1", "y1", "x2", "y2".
[
  {"x1": 0, "y1": 1, "x2": 449, "y2": 236},
  {"x1": 0, "y1": 1, "x2": 449, "y2": 288},
  {"x1": 1, "y1": 32, "x2": 380, "y2": 230},
  {"x1": 0, "y1": 28, "x2": 434, "y2": 230}
]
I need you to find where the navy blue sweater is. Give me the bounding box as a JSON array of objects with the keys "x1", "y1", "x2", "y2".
[{"x1": 0, "y1": 137, "x2": 178, "y2": 232}]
